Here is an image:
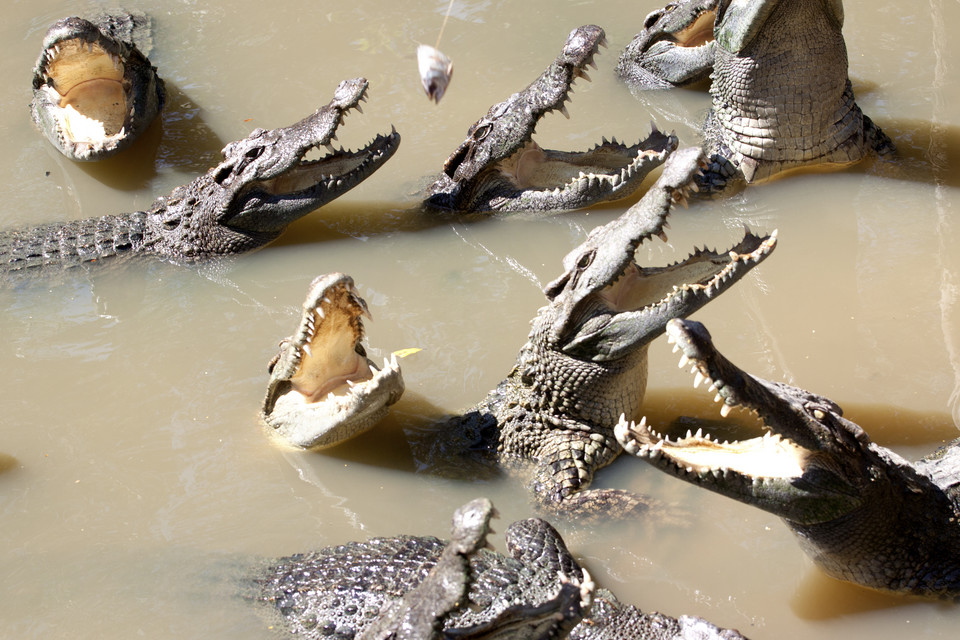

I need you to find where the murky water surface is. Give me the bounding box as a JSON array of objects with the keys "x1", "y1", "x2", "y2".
[{"x1": 2, "y1": 0, "x2": 959, "y2": 637}]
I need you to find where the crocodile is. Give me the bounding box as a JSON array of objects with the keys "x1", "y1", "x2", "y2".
[
  {"x1": 426, "y1": 25, "x2": 679, "y2": 213},
  {"x1": 616, "y1": 0, "x2": 894, "y2": 193},
  {"x1": 416, "y1": 147, "x2": 777, "y2": 519},
  {"x1": 262, "y1": 273, "x2": 404, "y2": 449},
  {"x1": 31, "y1": 12, "x2": 165, "y2": 161},
  {"x1": 2, "y1": 78, "x2": 399, "y2": 271},
  {"x1": 252, "y1": 498, "x2": 748, "y2": 639},
  {"x1": 616, "y1": 319, "x2": 960, "y2": 597}
]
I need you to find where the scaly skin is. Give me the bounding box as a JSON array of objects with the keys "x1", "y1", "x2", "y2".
[
  {"x1": 261, "y1": 273, "x2": 404, "y2": 449},
  {"x1": 252, "y1": 498, "x2": 747, "y2": 639},
  {"x1": 3, "y1": 78, "x2": 400, "y2": 271},
  {"x1": 427, "y1": 25, "x2": 678, "y2": 213},
  {"x1": 417, "y1": 148, "x2": 778, "y2": 520},
  {"x1": 358, "y1": 498, "x2": 501, "y2": 640},
  {"x1": 31, "y1": 12, "x2": 165, "y2": 161},
  {"x1": 616, "y1": 0, "x2": 718, "y2": 89},
  {"x1": 617, "y1": 319, "x2": 960, "y2": 597},
  {"x1": 617, "y1": 0, "x2": 894, "y2": 193}
]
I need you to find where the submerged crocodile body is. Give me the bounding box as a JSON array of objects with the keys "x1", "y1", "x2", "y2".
[
  {"x1": 416, "y1": 148, "x2": 777, "y2": 519},
  {"x1": 262, "y1": 273, "x2": 404, "y2": 449},
  {"x1": 252, "y1": 498, "x2": 747, "y2": 639},
  {"x1": 426, "y1": 25, "x2": 678, "y2": 213},
  {"x1": 31, "y1": 12, "x2": 165, "y2": 161},
  {"x1": 617, "y1": 0, "x2": 893, "y2": 193},
  {"x1": 616, "y1": 319, "x2": 960, "y2": 597},
  {"x1": 3, "y1": 78, "x2": 399, "y2": 271}
]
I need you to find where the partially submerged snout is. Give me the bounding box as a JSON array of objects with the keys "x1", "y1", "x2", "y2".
[
  {"x1": 261, "y1": 273, "x2": 404, "y2": 449},
  {"x1": 31, "y1": 13, "x2": 165, "y2": 160}
]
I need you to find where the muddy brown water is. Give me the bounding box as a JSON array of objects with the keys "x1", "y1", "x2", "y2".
[{"x1": 2, "y1": 0, "x2": 959, "y2": 637}]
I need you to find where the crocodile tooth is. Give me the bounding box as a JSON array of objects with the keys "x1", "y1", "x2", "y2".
[
  {"x1": 720, "y1": 404, "x2": 732, "y2": 418},
  {"x1": 693, "y1": 371, "x2": 705, "y2": 388},
  {"x1": 677, "y1": 354, "x2": 689, "y2": 368},
  {"x1": 714, "y1": 393, "x2": 722, "y2": 403},
  {"x1": 302, "y1": 343, "x2": 312, "y2": 356},
  {"x1": 578, "y1": 70, "x2": 591, "y2": 82},
  {"x1": 559, "y1": 104, "x2": 570, "y2": 119}
]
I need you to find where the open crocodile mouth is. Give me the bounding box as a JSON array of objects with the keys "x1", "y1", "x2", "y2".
[
  {"x1": 251, "y1": 128, "x2": 400, "y2": 200},
  {"x1": 656, "y1": 5, "x2": 716, "y2": 49},
  {"x1": 262, "y1": 274, "x2": 404, "y2": 449},
  {"x1": 437, "y1": 25, "x2": 678, "y2": 211},
  {"x1": 616, "y1": 318, "x2": 811, "y2": 482},
  {"x1": 596, "y1": 228, "x2": 778, "y2": 334},
  {"x1": 34, "y1": 36, "x2": 135, "y2": 152},
  {"x1": 491, "y1": 128, "x2": 678, "y2": 205}
]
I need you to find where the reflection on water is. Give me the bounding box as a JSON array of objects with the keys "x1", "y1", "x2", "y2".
[
  {"x1": 1, "y1": 0, "x2": 959, "y2": 638},
  {"x1": 790, "y1": 569, "x2": 929, "y2": 621}
]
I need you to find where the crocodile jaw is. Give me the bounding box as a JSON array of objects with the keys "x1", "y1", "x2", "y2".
[
  {"x1": 262, "y1": 274, "x2": 404, "y2": 449},
  {"x1": 31, "y1": 17, "x2": 162, "y2": 161}
]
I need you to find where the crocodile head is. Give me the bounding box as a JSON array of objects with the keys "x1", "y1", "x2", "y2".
[
  {"x1": 150, "y1": 78, "x2": 400, "y2": 258},
  {"x1": 527, "y1": 148, "x2": 777, "y2": 429},
  {"x1": 616, "y1": 318, "x2": 876, "y2": 525},
  {"x1": 616, "y1": 0, "x2": 719, "y2": 89},
  {"x1": 31, "y1": 14, "x2": 165, "y2": 161},
  {"x1": 427, "y1": 25, "x2": 678, "y2": 213},
  {"x1": 261, "y1": 273, "x2": 404, "y2": 449},
  {"x1": 615, "y1": 318, "x2": 960, "y2": 596}
]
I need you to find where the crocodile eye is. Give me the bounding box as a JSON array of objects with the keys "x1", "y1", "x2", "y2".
[
  {"x1": 471, "y1": 122, "x2": 492, "y2": 141},
  {"x1": 576, "y1": 251, "x2": 594, "y2": 270},
  {"x1": 644, "y1": 9, "x2": 665, "y2": 29}
]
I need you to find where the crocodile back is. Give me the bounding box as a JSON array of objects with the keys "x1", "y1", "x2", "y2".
[{"x1": 1, "y1": 212, "x2": 147, "y2": 271}]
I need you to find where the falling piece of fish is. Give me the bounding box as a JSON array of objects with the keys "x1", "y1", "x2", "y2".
[{"x1": 417, "y1": 44, "x2": 454, "y2": 103}]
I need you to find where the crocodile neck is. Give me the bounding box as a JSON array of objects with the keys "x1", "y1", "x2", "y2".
[{"x1": 709, "y1": 0, "x2": 866, "y2": 181}]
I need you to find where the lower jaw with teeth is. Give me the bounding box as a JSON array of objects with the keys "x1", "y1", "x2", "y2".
[
  {"x1": 266, "y1": 354, "x2": 403, "y2": 449},
  {"x1": 615, "y1": 415, "x2": 807, "y2": 480}
]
